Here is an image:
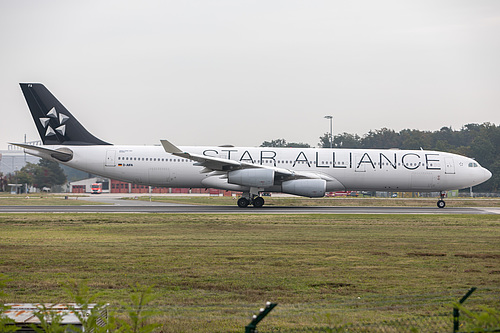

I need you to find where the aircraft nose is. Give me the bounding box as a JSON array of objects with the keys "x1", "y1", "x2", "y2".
[{"x1": 483, "y1": 168, "x2": 492, "y2": 182}]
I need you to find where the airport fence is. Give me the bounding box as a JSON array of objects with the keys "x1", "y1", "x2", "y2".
[
  {"x1": 3, "y1": 285, "x2": 499, "y2": 332},
  {"x1": 284, "y1": 315, "x2": 452, "y2": 332},
  {"x1": 137, "y1": 287, "x2": 497, "y2": 333},
  {"x1": 246, "y1": 287, "x2": 498, "y2": 333}
]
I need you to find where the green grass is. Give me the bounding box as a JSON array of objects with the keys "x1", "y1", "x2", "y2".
[
  {"x1": 0, "y1": 213, "x2": 498, "y2": 332},
  {"x1": 0, "y1": 194, "x2": 106, "y2": 206}
]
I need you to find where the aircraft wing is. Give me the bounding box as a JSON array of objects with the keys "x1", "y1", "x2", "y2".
[
  {"x1": 160, "y1": 140, "x2": 334, "y2": 181},
  {"x1": 161, "y1": 139, "x2": 242, "y2": 172}
]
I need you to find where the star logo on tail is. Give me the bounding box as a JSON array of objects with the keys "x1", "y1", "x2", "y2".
[{"x1": 39, "y1": 107, "x2": 69, "y2": 138}]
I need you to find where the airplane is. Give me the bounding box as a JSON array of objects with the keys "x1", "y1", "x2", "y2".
[{"x1": 11, "y1": 83, "x2": 492, "y2": 208}]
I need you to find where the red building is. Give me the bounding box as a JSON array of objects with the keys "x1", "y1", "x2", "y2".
[
  {"x1": 72, "y1": 178, "x2": 241, "y2": 196},
  {"x1": 108, "y1": 179, "x2": 240, "y2": 196}
]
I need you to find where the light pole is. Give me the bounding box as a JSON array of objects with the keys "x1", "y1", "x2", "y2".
[{"x1": 324, "y1": 115, "x2": 333, "y2": 148}]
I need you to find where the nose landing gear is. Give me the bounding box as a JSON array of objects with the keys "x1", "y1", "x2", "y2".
[{"x1": 437, "y1": 191, "x2": 446, "y2": 208}]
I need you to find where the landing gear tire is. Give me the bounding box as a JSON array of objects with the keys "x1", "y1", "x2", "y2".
[
  {"x1": 252, "y1": 196, "x2": 265, "y2": 208},
  {"x1": 437, "y1": 200, "x2": 446, "y2": 209},
  {"x1": 237, "y1": 197, "x2": 250, "y2": 208}
]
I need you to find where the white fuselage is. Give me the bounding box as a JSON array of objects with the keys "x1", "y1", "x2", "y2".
[{"x1": 28, "y1": 145, "x2": 492, "y2": 193}]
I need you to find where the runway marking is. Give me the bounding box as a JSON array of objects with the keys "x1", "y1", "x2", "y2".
[{"x1": 480, "y1": 208, "x2": 500, "y2": 215}]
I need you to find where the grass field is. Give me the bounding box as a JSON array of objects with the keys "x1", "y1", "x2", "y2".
[{"x1": 0, "y1": 213, "x2": 499, "y2": 332}]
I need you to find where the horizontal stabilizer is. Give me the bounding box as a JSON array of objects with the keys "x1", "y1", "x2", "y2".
[{"x1": 9, "y1": 143, "x2": 73, "y2": 162}]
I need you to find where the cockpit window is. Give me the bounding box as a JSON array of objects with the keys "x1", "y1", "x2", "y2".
[{"x1": 468, "y1": 162, "x2": 479, "y2": 167}]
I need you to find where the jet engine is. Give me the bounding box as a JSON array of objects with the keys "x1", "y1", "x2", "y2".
[
  {"x1": 281, "y1": 179, "x2": 326, "y2": 197},
  {"x1": 228, "y1": 169, "x2": 275, "y2": 187}
]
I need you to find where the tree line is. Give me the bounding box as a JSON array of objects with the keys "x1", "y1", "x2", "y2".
[
  {"x1": 262, "y1": 122, "x2": 499, "y2": 193},
  {"x1": 0, "y1": 159, "x2": 67, "y2": 193}
]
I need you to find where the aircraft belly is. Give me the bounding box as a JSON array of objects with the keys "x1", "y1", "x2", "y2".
[
  {"x1": 410, "y1": 172, "x2": 435, "y2": 190},
  {"x1": 148, "y1": 165, "x2": 204, "y2": 188},
  {"x1": 342, "y1": 169, "x2": 412, "y2": 191},
  {"x1": 148, "y1": 167, "x2": 171, "y2": 186},
  {"x1": 382, "y1": 171, "x2": 411, "y2": 190}
]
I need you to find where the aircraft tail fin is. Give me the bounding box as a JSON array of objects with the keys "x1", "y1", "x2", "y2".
[{"x1": 19, "y1": 83, "x2": 111, "y2": 145}]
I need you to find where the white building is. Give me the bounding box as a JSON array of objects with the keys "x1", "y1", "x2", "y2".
[{"x1": 0, "y1": 142, "x2": 41, "y2": 175}]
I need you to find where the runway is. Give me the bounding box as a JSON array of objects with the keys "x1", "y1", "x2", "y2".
[
  {"x1": 1, "y1": 194, "x2": 498, "y2": 214},
  {"x1": 0, "y1": 204, "x2": 498, "y2": 214}
]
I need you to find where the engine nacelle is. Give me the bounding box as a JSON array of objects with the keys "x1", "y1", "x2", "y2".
[
  {"x1": 228, "y1": 169, "x2": 275, "y2": 187},
  {"x1": 201, "y1": 176, "x2": 248, "y2": 191},
  {"x1": 281, "y1": 179, "x2": 326, "y2": 197}
]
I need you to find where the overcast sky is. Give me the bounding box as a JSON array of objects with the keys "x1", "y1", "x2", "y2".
[{"x1": 1, "y1": 0, "x2": 499, "y2": 149}]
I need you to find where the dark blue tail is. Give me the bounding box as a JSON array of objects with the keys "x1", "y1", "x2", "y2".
[{"x1": 20, "y1": 83, "x2": 111, "y2": 145}]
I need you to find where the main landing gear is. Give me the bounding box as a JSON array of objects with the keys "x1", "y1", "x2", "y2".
[
  {"x1": 437, "y1": 191, "x2": 446, "y2": 208},
  {"x1": 237, "y1": 195, "x2": 265, "y2": 208}
]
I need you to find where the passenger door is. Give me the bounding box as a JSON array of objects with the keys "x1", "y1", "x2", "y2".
[
  {"x1": 445, "y1": 157, "x2": 455, "y2": 174},
  {"x1": 105, "y1": 150, "x2": 116, "y2": 167}
]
